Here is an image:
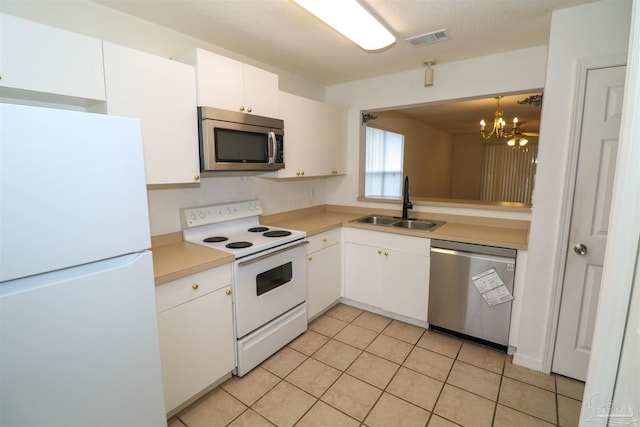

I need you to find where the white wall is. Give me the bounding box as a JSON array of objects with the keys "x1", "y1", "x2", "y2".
[
  {"x1": 324, "y1": 45, "x2": 547, "y2": 220},
  {"x1": 148, "y1": 176, "x2": 326, "y2": 235},
  {"x1": 515, "y1": 0, "x2": 632, "y2": 372}
]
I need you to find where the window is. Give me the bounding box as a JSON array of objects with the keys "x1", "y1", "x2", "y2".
[{"x1": 364, "y1": 127, "x2": 404, "y2": 197}]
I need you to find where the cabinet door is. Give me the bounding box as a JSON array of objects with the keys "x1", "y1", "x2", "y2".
[
  {"x1": 318, "y1": 102, "x2": 347, "y2": 176},
  {"x1": 194, "y1": 51, "x2": 245, "y2": 112},
  {"x1": 243, "y1": 63, "x2": 279, "y2": 117},
  {"x1": 157, "y1": 286, "x2": 234, "y2": 413},
  {"x1": 382, "y1": 250, "x2": 429, "y2": 322},
  {"x1": 103, "y1": 42, "x2": 200, "y2": 184},
  {"x1": 0, "y1": 14, "x2": 105, "y2": 101},
  {"x1": 307, "y1": 243, "x2": 342, "y2": 319},
  {"x1": 345, "y1": 242, "x2": 382, "y2": 307},
  {"x1": 277, "y1": 92, "x2": 316, "y2": 178}
]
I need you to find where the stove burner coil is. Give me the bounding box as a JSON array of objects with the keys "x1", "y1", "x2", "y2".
[
  {"x1": 226, "y1": 241, "x2": 253, "y2": 249},
  {"x1": 263, "y1": 230, "x2": 292, "y2": 238},
  {"x1": 248, "y1": 226, "x2": 270, "y2": 233},
  {"x1": 203, "y1": 236, "x2": 229, "y2": 243}
]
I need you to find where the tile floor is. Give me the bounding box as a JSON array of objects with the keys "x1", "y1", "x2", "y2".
[{"x1": 168, "y1": 303, "x2": 585, "y2": 427}]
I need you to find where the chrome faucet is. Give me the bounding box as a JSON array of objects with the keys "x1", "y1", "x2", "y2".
[{"x1": 402, "y1": 175, "x2": 413, "y2": 219}]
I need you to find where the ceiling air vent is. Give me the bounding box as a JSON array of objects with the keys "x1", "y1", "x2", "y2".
[{"x1": 406, "y1": 29, "x2": 449, "y2": 47}]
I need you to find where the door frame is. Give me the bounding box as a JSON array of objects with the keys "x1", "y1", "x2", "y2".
[{"x1": 544, "y1": 54, "x2": 628, "y2": 374}]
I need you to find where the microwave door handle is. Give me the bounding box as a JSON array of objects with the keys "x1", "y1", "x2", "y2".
[{"x1": 268, "y1": 132, "x2": 276, "y2": 164}]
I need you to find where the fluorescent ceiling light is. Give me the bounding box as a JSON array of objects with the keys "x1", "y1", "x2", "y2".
[{"x1": 293, "y1": 0, "x2": 395, "y2": 51}]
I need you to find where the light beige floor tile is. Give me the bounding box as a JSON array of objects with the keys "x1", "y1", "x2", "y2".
[
  {"x1": 504, "y1": 358, "x2": 555, "y2": 392},
  {"x1": 387, "y1": 366, "x2": 443, "y2": 411},
  {"x1": 366, "y1": 334, "x2": 413, "y2": 364},
  {"x1": 321, "y1": 374, "x2": 382, "y2": 421},
  {"x1": 365, "y1": 392, "x2": 430, "y2": 427},
  {"x1": 168, "y1": 417, "x2": 187, "y2": 427},
  {"x1": 457, "y1": 342, "x2": 506, "y2": 374},
  {"x1": 352, "y1": 311, "x2": 392, "y2": 332},
  {"x1": 434, "y1": 384, "x2": 495, "y2": 427},
  {"x1": 346, "y1": 351, "x2": 399, "y2": 389},
  {"x1": 334, "y1": 323, "x2": 379, "y2": 349},
  {"x1": 403, "y1": 346, "x2": 454, "y2": 381},
  {"x1": 427, "y1": 415, "x2": 461, "y2": 426},
  {"x1": 417, "y1": 330, "x2": 463, "y2": 358},
  {"x1": 324, "y1": 303, "x2": 363, "y2": 323},
  {"x1": 260, "y1": 346, "x2": 307, "y2": 378},
  {"x1": 288, "y1": 330, "x2": 330, "y2": 356},
  {"x1": 252, "y1": 381, "x2": 316, "y2": 427},
  {"x1": 220, "y1": 367, "x2": 280, "y2": 406},
  {"x1": 312, "y1": 339, "x2": 362, "y2": 371},
  {"x1": 309, "y1": 314, "x2": 349, "y2": 337},
  {"x1": 296, "y1": 401, "x2": 360, "y2": 427},
  {"x1": 499, "y1": 377, "x2": 557, "y2": 424},
  {"x1": 494, "y1": 404, "x2": 555, "y2": 427},
  {"x1": 227, "y1": 409, "x2": 274, "y2": 427},
  {"x1": 555, "y1": 375, "x2": 585, "y2": 401},
  {"x1": 382, "y1": 319, "x2": 425, "y2": 344},
  {"x1": 285, "y1": 357, "x2": 341, "y2": 397},
  {"x1": 178, "y1": 388, "x2": 246, "y2": 427},
  {"x1": 447, "y1": 360, "x2": 501, "y2": 401},
  {"x1": 558, "y1": 395, "x2": 581, "y2": 427}
]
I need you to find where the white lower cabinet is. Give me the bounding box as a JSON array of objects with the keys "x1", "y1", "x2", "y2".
[
  {"x1": 306, "y1": 229, "x2": 342, "y2": 319},
  {"x1": 345, "y1": 228, "x2": 430, "y2": 322},
  {"x1": 155, "y1": 265, "x2": 235, "y2": 415}
]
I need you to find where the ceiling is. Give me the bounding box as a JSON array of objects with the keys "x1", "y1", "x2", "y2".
[{"x1": 92, "y1": 0, "x2": 594, "y2": 86}]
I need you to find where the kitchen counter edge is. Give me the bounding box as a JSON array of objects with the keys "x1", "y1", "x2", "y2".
[
  {"x1": 260, "y1": 204, "x2": 529, "y2": 251},
  {"x1": 151, "y1": 233, "x2": 234, "y2": 286}
]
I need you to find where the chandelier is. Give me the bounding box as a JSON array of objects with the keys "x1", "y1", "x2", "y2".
[{"x1": 480, "y1": 97, "x2": 528, "y2": 147}]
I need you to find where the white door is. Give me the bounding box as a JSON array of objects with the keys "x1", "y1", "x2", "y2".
[{"x1": 552, "y1": 65, "x2": 626, "y2": 381}]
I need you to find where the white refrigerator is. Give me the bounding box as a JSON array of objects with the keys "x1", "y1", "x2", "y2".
[{"x1": 0, "y1": 103, "x2": 167, "y2": 426}]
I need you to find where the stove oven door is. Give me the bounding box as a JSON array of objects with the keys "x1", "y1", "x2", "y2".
[{"x1": 233, "y1": 240, "x2": 307, "y2": 338}]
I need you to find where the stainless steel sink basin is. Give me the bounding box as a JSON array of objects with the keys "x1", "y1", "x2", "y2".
[
  {"x1": 391, "y1": 219, "x2": 444, "y2": 232},
  {"x1": 351, "y1": 215, "x2": 445, "y2": 232},
  {"x1": 351, "y1": 215, "x2": 398, "y2": 225}
]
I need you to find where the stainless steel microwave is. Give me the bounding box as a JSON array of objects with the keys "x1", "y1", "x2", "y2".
[{"x1": 198, "y1": 106, "x2": 284, "y2": 172}]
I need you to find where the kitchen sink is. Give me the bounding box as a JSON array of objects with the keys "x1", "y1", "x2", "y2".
[
  {"x1": 391, "y1": 219, "x2": 444, "y2": 231},
  {"x1": 352, "y1": 215, "x2": 398, "y2": 225},
  {"x1": 351, "y1": 215, "x2": 445, "y2": 232}
]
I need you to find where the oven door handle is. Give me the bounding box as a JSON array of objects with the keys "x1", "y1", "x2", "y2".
[{"x1": 237, "y1": 240, "x2": 309, "y2": 268}]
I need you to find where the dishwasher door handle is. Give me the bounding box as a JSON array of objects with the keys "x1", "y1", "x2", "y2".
[{"x1": 431, "y1": 247, "x2": 516, "y2": 264}]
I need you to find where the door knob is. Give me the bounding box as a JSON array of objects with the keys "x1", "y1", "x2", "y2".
[{"x1": 573, "y1": 243, "x2": 587, "y2": 255}]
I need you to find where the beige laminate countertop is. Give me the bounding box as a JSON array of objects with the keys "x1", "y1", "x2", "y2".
[
  {"x1": 151, "y1": 204, "x2": 529, "y2": 285},
  {"x1": 261, "y1": 205, "x2": 529, "y2": 250},
  {"x1": 151, "y1": 234, "x2": 234, "y2": 285}
]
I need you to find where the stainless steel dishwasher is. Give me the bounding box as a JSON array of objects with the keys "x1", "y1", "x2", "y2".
[{"x1": 428, "y1": 239, "x2": 516, "y2": 348}]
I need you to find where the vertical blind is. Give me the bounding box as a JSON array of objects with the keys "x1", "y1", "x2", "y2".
[
  {"x1": 365, "y1": 127, "x2": 404, "y2": 197},
  {"x1": 480, "y1": 143, "x2": 538, "y2": 204}
]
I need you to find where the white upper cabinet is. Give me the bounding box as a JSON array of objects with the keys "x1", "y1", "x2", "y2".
[
  {"x1": 276, "y1": 91, "x2": 346, "y2": 178},
  {"x1": 102, "y1": 42, "x2": 200, "y2": 185},
  {"x1": 175, "y1": 48, "x2": 279, "y2": 118},
  {"x1": 0, "y1": 14, "x2": 105, "y2": 103}
]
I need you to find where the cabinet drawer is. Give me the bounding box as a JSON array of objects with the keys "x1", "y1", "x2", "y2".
[
  {"x1": 345, "y1": 228, "x2": 430, "y2": 255},
  {"x1": 156, "y1": 265, "x2": 232, "y2": 313},
  {"x1": 307, "y1": 228, "x2": 341, "y2": 254}
]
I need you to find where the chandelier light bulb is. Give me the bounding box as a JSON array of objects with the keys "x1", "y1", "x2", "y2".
[
  {"x1": 519, "y1": 138, "x2": 529, "y2": 146},
  {"x1": 507, "y1": 139, "x2": 516, "y2": 147}
]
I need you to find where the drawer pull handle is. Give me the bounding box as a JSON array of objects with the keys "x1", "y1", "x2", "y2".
[
  {"x1": 192, "y1": 283, "x2": 199, "y2": 290},
  {"x1": 225, "y1": 289, "x2": 231, "y2": 296},
  {"x1": 322, "y1": 238, "x2": 327, "y2": 243},
  {"x1": 308, "y1": 256, "x2": 313, "y2": 261},
  {"x1": 384, "y1": 251, "x2": 389, "y2": 256},
  {"x1": 378, "y1": 250, "x2": 382, "y2": 254}
]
